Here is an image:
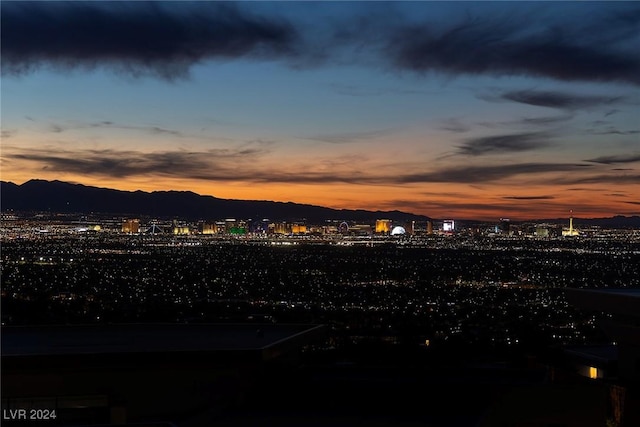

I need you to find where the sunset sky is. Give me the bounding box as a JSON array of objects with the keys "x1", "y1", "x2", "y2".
[{"x1": 1, "y1": 1, "x2": 639, "y2": 220}]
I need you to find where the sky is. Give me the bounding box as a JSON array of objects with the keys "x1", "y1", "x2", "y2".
[{"x1": 1, "y1": 1, "x2": 639, "y2": 221}]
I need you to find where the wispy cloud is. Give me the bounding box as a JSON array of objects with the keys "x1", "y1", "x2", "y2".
[
  {"x1": 520, "y1": 115, "x2": 573, "y2": 126},
  {"x1": 7, "y1": 147, "x2": 266, "y2": 178},
  {"x1": 396, "y1": 163, "x2": 591, "y2": 184},
  {"x1": 1, "y1": 130, "x2": 16, "y2": 139},
  {"x1": 555, "y1": 174, "x2": 640, "y2": 185},
  {"x1": 439, "y1": 118, "x2": 470, "y2": 133},
  {"x1": 457, "y1": 132, "x2": 550, "y2": 156},
  {"x1": 45, "y1": 120, "x2": 185, "y2": 137},
  {"x1": 474, "y1": 115, "x2": 573, "y2": 131},
  {"x1": 502, "y1": 196, "x2": 555, "y2": 200},
  {"x1": 486, "y1": 90, "x2": 624, "y2": 110},
  {"x1": 586, "y1": 127, "x2": 640, "y2": 136},
  {"x1": 6, "y1": 146, "x2": 595, "y2": 186},
  {"x1": 585, "y1": 153, "x2": 640, "y2": 164}
]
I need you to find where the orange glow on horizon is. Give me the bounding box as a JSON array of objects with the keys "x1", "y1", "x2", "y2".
[{"x1": 1, "y1": 170, "x2": 637, "y2": 221}]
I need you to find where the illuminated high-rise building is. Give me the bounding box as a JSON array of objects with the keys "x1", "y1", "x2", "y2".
[
  {"x1": 405, "y1": 220, "x2": 415, "y2": 235},
  {"x1": 122, "y1": 219, "x2": 139, "y2": 234},
  {"x1": 202, "y1": 223, "x2": 216, "y2": 235},
  {"x1": 500, "y1": 218, "x2": 511, "y2": 235},
  {"x1": 375, "y1": 219, "x2": 392, "y2": 233},
  {"x1": 442, "y1": 219, "x2": 455, "y2": 232},
  {"x1": 562, "y1": 210, "x2": 580, "y2": 236},
  {"x1": 427, "y1": 220, "x2": 433, "y2": 235},
  {"x1": 570, "y1": 213, "x2": 574, "y2": 235},
  {"x1": 173, "y1": 226, "x2": 190, "y2": 235},
  {"x1": 273, "y1": 222, "x2": 291, "y2": 235},
  {"x1": 291, "y1": 224, "x2": 307, "y2": 234}
]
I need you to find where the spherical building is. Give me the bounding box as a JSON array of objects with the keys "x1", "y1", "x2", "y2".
[{"x1": 391, "y1": 226, "x2": 406, "y2": 236}]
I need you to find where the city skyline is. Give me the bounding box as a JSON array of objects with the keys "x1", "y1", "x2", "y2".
[{"x1": 2, "y1": 1, "x2": 639, "y2": 221}]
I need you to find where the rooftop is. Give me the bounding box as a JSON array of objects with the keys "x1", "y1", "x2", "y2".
[{"x1": 1, "y1": 323, "x2": 324, "y2": 357}]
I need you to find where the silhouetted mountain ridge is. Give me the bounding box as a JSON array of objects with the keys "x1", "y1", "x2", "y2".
[{"x1": 0, "y1": 180, "x2": 430, "y2": 222}]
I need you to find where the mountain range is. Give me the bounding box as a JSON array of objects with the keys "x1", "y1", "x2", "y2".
[
  {"x1": 0, "y1": 180, "x2": 430, "y2": 222},
  {"x1": 2, "y1": 180, "x2": 639, "y2": 227}
]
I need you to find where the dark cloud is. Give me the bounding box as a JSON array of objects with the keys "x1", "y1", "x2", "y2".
[
  {"x1": 475, "y1": 115, "x2": 573, "y2": 131},
  {"x1": 439, "y1": 118, "x2": 470, "y2": 133},
  {"x1": 8, "y1": 147, "x2": 266, "y2": 178},
  {"x1": 6, "y1": 147, "x2": 371, "y2": 184},
  {"x1": 585, "y1": 154, "x2": 640, "y2": 164},
  {"x1": 520, "y1": 115, "x2": 573, "y2": 126},
  {"x1": 625, "y1": 201, "x2": 640, "y2": 205},
  {"x1": 397, "y1": 163, "x2": 590, "y2": 184},
  {"x1": 494, "y1": 90, "x2": 624, "y2": 110},
  {"x1": 150, "y1": 127, "x2": 182, "y2": 136},
  {"x1": 1, "y1": 2, "x2": 297, "y2": 79},
  {"x1": 555, "y1": 174, "x2": 640, "y2": 185},
  {"x1": 389, "y1": 8, "x2": 640, "y2": 85},
  {"x1": 3, "y1": 2, "x2": 639, "y2": 87},
  {"x1": 502, "y1": 196, "x2": 555, "y2": 200},
  {"x1": 586, "y1": 119, "x2": 640, "y2": 137},
  {"x1": 457, "y1": 132, "x2": 550, "y2": 156},
  {"x1": 586, "y1": 127, "x2": 640, "y2": 136},
  {"x1": 7, "y1": 145, "x2": 593, "y2": 186}
]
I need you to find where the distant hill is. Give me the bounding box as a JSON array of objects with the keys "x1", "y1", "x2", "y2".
[{"x1": 0, "y1": 180, "x2": 430, "y2": 222}]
